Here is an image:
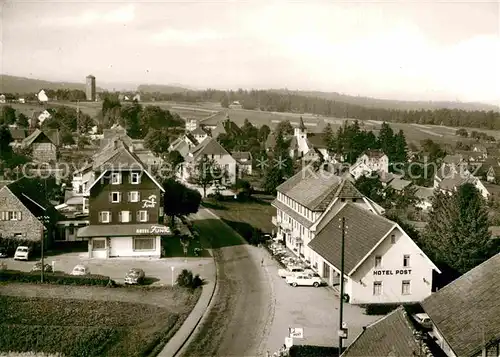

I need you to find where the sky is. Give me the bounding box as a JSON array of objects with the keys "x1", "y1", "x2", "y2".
[{"x1": 1, "y1": 0, "x2": 499, "y2": 104}]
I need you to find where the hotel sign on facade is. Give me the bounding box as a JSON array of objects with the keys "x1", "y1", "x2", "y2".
[
  {"x1": 136, "y1": 225, "x2": 171, "y2": 235},
  {"x1": 373, "y1": 269, "x2": 412, "y2": 276}
]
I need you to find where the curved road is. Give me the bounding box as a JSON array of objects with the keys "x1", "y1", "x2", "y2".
[{"x1": 181, "y1": 208, "x2": 275, "y2": 357}]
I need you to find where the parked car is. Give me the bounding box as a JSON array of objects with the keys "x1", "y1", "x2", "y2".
[
  {"x1": 0, "y1": 248, "x2": 8, "y2": 258},
  {"x1": 124, "y1": 268, "x2": 145, "y2": 285},
  {"x1": 278, "y1": 266, "x2": 313, "y2": 278},
  {"x1": 413, "y1": 313, "x2": 432, "y2": 329},
  {"x1": 71, "y1": 265, "x2": 90, "y2": 276},
  {"x1": 286, "y1": 273, "x2": 323, "y2": 287},
  {"x1": 14, "y1": 246, "x2": 31, "y2": 261},
  {"x1": 31, "y1": 262, "x2": 53, "y2": 273}
]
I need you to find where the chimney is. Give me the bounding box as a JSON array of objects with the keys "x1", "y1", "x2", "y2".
[{"x1": 113, "y1": 139, "x2": 118, "y2": 149}]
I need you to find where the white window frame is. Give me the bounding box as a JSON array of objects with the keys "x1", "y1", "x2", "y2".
[
  {"x1": 92, "y1": 238, "x2": 106, "y2": 251},
  {"x1": 99, "y1": 211, "x2": 111, "y2": 223},
  {"x1": 133, "y1": 237, "x2": 155, "y2": 251},
  {"x1": 129, "y1": 191, "x2": 140, "y2": 203},
  {"x1": 119, "y1": 211, "x2": 131, "y2": 223},
  {"x1": 402, "y1": 280, "x2": 411, "y2": 295},
  {"x1": 373, "y1": 281, "x2": 382, "y2": 296},
  {"x1": 374, "y1": 255, "x2": 382, "y2": 268},
  {"x1": 403, "y1": 254, "x2": 411, "y2": 267},
  {"x1": 137, "y1": 210, "x2": 148, "y2": 222},
  {"x1": 111, "y1": 173, "x2": 121, "y2": 185},
  {"x1": 130, "y1": 172, "x2": 141, "y2": 184},
  {"x1": 110, "y1": 192, "x2": 121, "y2": 203},
  {"x1": 390, "y1": 234, "x2": 396, "y2": 244}
]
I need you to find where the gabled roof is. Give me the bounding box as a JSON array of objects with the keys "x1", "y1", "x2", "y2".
[
  {"x1": 190, "y1": 126, "x2": 208, "y2": 136},
  {"x1": 186, "y1": 137, "x2": 231, "y2": 162},
  {"x1": 388, "y1": 178, "x2": 412, "y2": 191},
  {"x1": 415, "y1": 186, "x2": 434, "y2": 200},
  {"x1": 9, "y1": 128, "x2": 28, "y2": 141},
  {"x1": 306, "y1": 133, "x2": 328, "y2": 149},
  {"x1": 22, "y1": 129, "x2": 53, "y2": 147},
  {"x1": 308, "y1": 203, "x2": 395, "y2": 274},
  {"x1": 276, "y1": 167, "x2": 343, "y2": 210},
  {"x1": 341, "y1": 306, "x2": 424, "y2": 357},
  {"x1": 362, "y1": 149, "x2": 387, "y2": 159},
  {"x1": 185, "y1": 132, "x2": 199, "y2": 146},
  {"x1": 422, "y1": 253, "x2": 500, "y2": 357},
  {"x1": 44, "y1": 129, "x2": 60, "y2": 146},
  {"x1": 231, "y1": 151, "x2": 252, "y2": 162},
  {"x1": 4, "y1": 177, "x2": 59, "y2": 224}
]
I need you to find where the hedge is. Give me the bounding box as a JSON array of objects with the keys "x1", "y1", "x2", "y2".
[
  {"x1": 0, "y1": 237, "x2": 41, "y2": 256},
  {"x1": 0, "y1": 270, "x2": 113, "y2": 286},
  {"x1": 289, "y1": 345, "x2": 342, "y2": 357},
  {"x1": 363, "y1": 303, "x2": 400, "y2": 315}
]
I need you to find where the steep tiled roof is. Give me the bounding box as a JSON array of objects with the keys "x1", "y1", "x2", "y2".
[
  {"x1": 185, "y1": 137, "x2": 230, "y2": 162},
  {"x1": 422, "y1": 253, "x2": 500, "y2": 357},
  {"x1": 415, "y1": 186, "x2": 434, "y2": 200},
  {"x1": 185, "y1": 132, "x2": 199, "y2": 146},
  {"x1": 43, "y1": 129, "x2": 60, "y2": 146},
  {"x1": 438, "y1": 176, "x2": 476, "y2": 191},
  {"x1": 276, "y1": 168, "x2": 342, "y2": 210},
  {"x1": 483, "y1": 181, "x2": 500, "y2": 195},
  {"x1": 190, "y1": 126, "x2": 208, "y2": 136},
  {"x1": 306, "y1": 133, "x2": 328, "y2": 149},
  {"x1": 308, "y1": 203, "x2": 395, "y2": 274},
  {"x1": 89, "y1": 139, "x2": 145, "y2": 171},
  {"x1": 388, "y1": 178, "x2": 412, "y2": 191},
  {"x1": 9, "y1": 128, "x2": 28, "y2": 141},
  {"x1": 363, "y1": 149, "x2": 386, "y2": 159},
  {"x1": 341, "y1": 307, "x2": 422, "y2": 357},
  {"x1": 22, "y1": 129, "x2": 50, "y2": 147}
]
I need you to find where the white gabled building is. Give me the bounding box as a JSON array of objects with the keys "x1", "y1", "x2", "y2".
[
  {"x1": 349, "y1": 150, "x2": 389, "y2": 180},
  {"x1": 272, "y1": 166, "x2": 440, "y2": 305}
]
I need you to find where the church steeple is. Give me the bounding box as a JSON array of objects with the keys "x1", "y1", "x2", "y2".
[{"x1": 299, "y1": 116, "x2": 306, "y2": 131}]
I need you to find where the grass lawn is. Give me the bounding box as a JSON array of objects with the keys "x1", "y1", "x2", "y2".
[
  {"x1": 202, "y1": 197, "x2": 276, "y2": 235},
  {"x1": 161, "y1": 235, "x2": 211, "y2": 258},
  {"x1": 0, "y1": 286, "x2": 201, "y2": 357}
]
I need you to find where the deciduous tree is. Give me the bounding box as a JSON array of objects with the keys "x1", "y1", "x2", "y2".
[
  {"x1": 144, "y1": 129, "x2": 171, "y2": 156},
  {"x1": 162, "y1": 178, "x2": 202, "y2": 226}
]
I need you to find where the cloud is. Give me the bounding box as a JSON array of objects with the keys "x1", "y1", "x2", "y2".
[{"x1": 40, "y1": 4, "x2": 135, "y2": 27}]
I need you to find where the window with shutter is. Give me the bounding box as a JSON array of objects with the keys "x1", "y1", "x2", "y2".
[{"x1": 17, "y1": 212, "x2": 22, "y2": 220}]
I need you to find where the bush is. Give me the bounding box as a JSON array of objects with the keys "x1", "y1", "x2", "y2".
[
  {"x1": 289, "y1": 345, "x2": 341, "y2": 357},
  {"x1": 0, "y1": 270, "x2": 113, "y2": 286},
  {"x1": 364, "y1": 303, "x2": 400, "y2": 315},
  {"x1": 176, "y1": 269, "x2": 202, "y2": 289},
  {"x1": 0, "y1": 237, "x2": 40, "y2": 257}
]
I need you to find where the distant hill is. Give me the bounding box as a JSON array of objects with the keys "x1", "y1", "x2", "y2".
[
  {"x1": 137, "y1": 84, "x2": 193, "y2": 94},
  {"x1": 0, "y1": 75, "x2": 105, "y2": 94},
  {"x1": 270, "y1": 89, "x2": 499, "y2": 112}
]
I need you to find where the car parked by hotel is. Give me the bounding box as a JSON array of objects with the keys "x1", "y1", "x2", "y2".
[
  {"x1": 124, "y1": 268, "x2": 145, "y2": 285},
  {"x1": 286, "y1": 273, "x2": 323, "y2": 287},
  {"x1": 278, "y1": 266, "x2": 313, "y2": 278}
]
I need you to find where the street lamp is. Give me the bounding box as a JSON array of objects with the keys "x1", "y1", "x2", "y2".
[
  {"x1": 171, "y1": 266, "x2": 175, "y2": 286},
  {"x1": 40, "y1": 215, "x2": 50, "y2": 283},
  {"x1": 338, "y1": 217, "x2": 348, "y2": 356}
]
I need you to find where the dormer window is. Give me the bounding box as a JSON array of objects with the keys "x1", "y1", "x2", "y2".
[
  {"x1": 130, "y1": 172, "x2": 141, "y2": 184},
  {"x1": 111, "y1": 173, "x2": 121, "y2": 185}
]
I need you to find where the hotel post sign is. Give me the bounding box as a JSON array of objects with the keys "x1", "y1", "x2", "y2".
[{"x1": 373, "y1": 269, "x2": 412, "y2": 276}]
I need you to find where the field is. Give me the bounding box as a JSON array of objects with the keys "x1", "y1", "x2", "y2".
[
  {"x1": 0, "y1": 285, "x2": 201, "y2": 357},
  {"x1": 203, "y1": 196, "x2": 277, "y2": 235},
  {"x1": 3, "y1": 100, "x2": 498, "y2": 148}
]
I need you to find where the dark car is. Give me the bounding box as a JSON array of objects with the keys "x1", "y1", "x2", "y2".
[
  {"x1": 124, "y1": 268, "x2": 145, "y2": 285},
  {"x1": 31, "y1": 262, "x2": 53, "y2": 273},
  {"x1": 0, "y1": 248, "x2": 8, "y2": 258}
]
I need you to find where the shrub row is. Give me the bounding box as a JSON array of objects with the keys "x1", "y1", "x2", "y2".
[
  {"x1": 289, "y1": 345, "x2": 342, "y2": 357},
  {"x1": 0, "y1": 270, "x2": 113, "y2": 286},
  {"x1": 0, "y1": 237, "x2": 41, "y2": 256},
  {"x1": 176, "y1": 269, "x2": 203, "y2": 289},
  {"x1": 363, "y1": 303, "x2": 400, "y2": 315}
]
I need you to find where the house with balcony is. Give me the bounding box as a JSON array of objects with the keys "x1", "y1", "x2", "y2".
[
  {"x1": 421, "y1": 253, "x2": 500, "y2": 357},
  {"x1": 272, "y1": 166, "x2": 439, "y2": 305},
  {"x1": 76, "y1": 142, "x2": 170, "y2": 258},
  {"x1": 349, "y1": 150, "x2": 389, "y2": 180}
]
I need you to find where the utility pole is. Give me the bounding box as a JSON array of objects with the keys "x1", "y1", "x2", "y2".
[
  {"x1": 338, "y1": 217, "x2": 347, "y2": 356},
  {"x1": 41, "y1": 216, "x2": 46, "y2": 283}
]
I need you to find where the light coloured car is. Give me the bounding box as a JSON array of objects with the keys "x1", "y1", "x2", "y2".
[
  {"x1": 14, "y1": 246, "x2": 30, "y2": 261},
  {"x1": 124, "y1": 268, "x2": 145, "y2": 285},
  {"x1": 278, "y1": 266, "x2": 313, "y2": 278},
  {"x1": 286, "y1": 273, "x2": 323, "y2": 287},
  {"x1": 71, "y1": 265, "x2": 90, "y2": 276},
  {"x1": 413, "y1": 313, "x2": 432, "y2": 329}
]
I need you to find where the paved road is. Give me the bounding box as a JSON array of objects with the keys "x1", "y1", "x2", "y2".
[{"x1": 181, "y1": 209, "x2": 274, "y2": 357}]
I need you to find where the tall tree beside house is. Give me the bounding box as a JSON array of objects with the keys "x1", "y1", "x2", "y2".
[
  {"x1": 377, "y1": 122, "x2": 395, "y2": 159},
  {"x1": 391, "y1": 129, "x2": 408, "y2": 166},
  {"x1": 263, "y1": 165, "x2": 285, "y2": 195},
  {"x1": 60, "y1": 130, "x2": 75, "y2": 146},
  {"x1": 162, "y1": 178, "x2": 202, "y2": 226},
  {"x1": 188, "y1": 155, "x2": 227, "y2": 198},
  {"x1": 322, "y1": 123, "x2": 336, "y2": 152},
  {"x1": 17, "y1": 113, "x2": 29, "y2": 128},
  {"x1": 0, "y1": 105, "x2": 16, "y2": 125},
  {"x1": 0, "y1": 125, "x2": 13, "y2": 160},
  {"x1": 241, "y1": 118, "x2": 259, "y2": 139},
  {"x1": 144, "y1": 128, "x2": 171, "y2": 156},
  {"x1": 220, "y1": 94, "x2": 230, "y2": 108},
  {"x1": 165, "y1": 150, "x2": 184, "y2": 171},
  {"x1": 421, "y1": 183, "x2": 496, "y2": 274},
  {"x1": 258, "y1": 124, "x2": 271, "y2": 142},
  {"x1": 275, "y1": 120, "x2": 294, "y2": 136},
  {"x1": 121, "y1": 101, "x2": 143, "y2": 138}
]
